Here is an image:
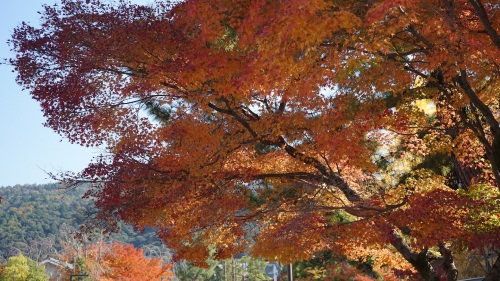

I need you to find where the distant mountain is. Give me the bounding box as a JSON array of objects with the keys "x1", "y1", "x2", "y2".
[{"x1": 0, "y1": 183, "x2": 162, "y2": 262}]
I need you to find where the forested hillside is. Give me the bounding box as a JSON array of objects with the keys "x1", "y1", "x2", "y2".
[{"x1": 0, "y1": 183, "x2": 161, "y2": 262}]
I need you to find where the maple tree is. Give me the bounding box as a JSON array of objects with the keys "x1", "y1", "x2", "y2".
[
  {"x1": 80, "y1": 241, "x2": 172, "y2": 281},
  {"x1": 9, "y1": 0, "x2": 500, "y2": 280}
]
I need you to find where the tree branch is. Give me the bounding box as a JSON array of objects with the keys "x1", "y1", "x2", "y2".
[
  {"x1": 262, "y1": 136, "x2": 364, "y2": 203},
  {"x1": 468, "y1": 0, "x2": 500, "y2": 51},
  {"x1": 457, "y1": 69, "x2": 499, "y2": 134},
  {"x1": 484, "y1": 254, "x2": 500, "y2": 281}
]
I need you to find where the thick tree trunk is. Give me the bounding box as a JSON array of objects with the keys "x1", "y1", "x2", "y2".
[
  {"x1": 378, "y1": 220, "x2": 459, "y2": 281},
  {"x1": 374, "y1": 220, "x2": 438, "y2": 281},
  {"x1": 450, "y1": 154, "x2": 476, "y2": 189},
  {"x1": 386, "y1": 229, "x2": 438, "y2": 281},
  {"x1": 438, "y1": 242, "x2": 458, "y2": 281},
  {"x1": 483, "y1": 255, "x2": 500, "y2": 281}
]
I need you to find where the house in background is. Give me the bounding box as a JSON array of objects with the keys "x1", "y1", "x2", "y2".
[{"x1": 40, "y1": 258, "x2": 74, "y2": 281}]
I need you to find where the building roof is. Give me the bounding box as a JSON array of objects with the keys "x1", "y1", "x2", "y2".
[{"x1": 40, "y1": 258, "x2": 74, "y2": 270}]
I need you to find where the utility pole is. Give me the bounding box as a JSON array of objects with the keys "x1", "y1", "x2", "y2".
[
  {"x1": 287, "y1": 264, "x2": 293, "y2": 281},
  {"x1": 232, "y1": 258, "x2": 236, "y2": 281},
  {"x1": 224, "y1": 260, "x2": 227, "y2": 281}
]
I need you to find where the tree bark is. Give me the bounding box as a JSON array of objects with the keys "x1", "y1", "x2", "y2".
[
  {"x1": 438, "y1": 242, "x2": 458, "y2": 281},
  {"x1": 457, "y1": 70, "x2": 500, "y2": 188},
  {"x1": 468, "y1": 0, "x2": 500, "y2": 50},
  {"x1": 374, "y1": 222, "x2": 459, "y2": 281},
  {"x1": 375, "y1": 220, "x2": 439, "y2": 281},
  {"x1": 483, "y1": 255, "x2": 500, "y2": 281}
]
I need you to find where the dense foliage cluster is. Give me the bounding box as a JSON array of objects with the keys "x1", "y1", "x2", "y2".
[
  {"x1": 75, "y1": 242, "x2": 173, "y2": 281},
  {"x1": 9, "y1": 0, "x2": 500, "y2": 280},
  {"x1": 0, "y1": 254, "x2": 48, "y2": 281}
]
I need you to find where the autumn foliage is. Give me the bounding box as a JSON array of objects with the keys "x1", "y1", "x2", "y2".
[
  {"x1": 9, "y1": 0, "x2": 500, "y2": 280},
  {"x1": 84, "y1": 242, "x2": 173, "y2": 281}
]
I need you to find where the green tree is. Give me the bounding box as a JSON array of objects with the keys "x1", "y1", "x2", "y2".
[
  {"x1": 0, "y1": 254, "x2": 48, "y2": 281},
  {"x1": 174, "y1": 255, "x2": 269, "y2": 281},
  {"x1": 174, "y1": 260, "x2": 219, "y2": 281},
  {"x1": 239, "y1": 256, "x2": 269, "y2": 281}
]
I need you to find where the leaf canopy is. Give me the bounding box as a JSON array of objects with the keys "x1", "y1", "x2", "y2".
[{"x1": 10, "y1": 0, "x2": 500, "y2": 279}]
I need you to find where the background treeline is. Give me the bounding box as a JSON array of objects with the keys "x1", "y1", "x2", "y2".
[{"x1": 0, "y1": 183, "x2": 161, "y2": 263}]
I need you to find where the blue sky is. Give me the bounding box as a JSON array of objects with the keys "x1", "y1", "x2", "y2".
[{"x1": 0, "y1": 0, "x2": 152, "y2": 187}]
